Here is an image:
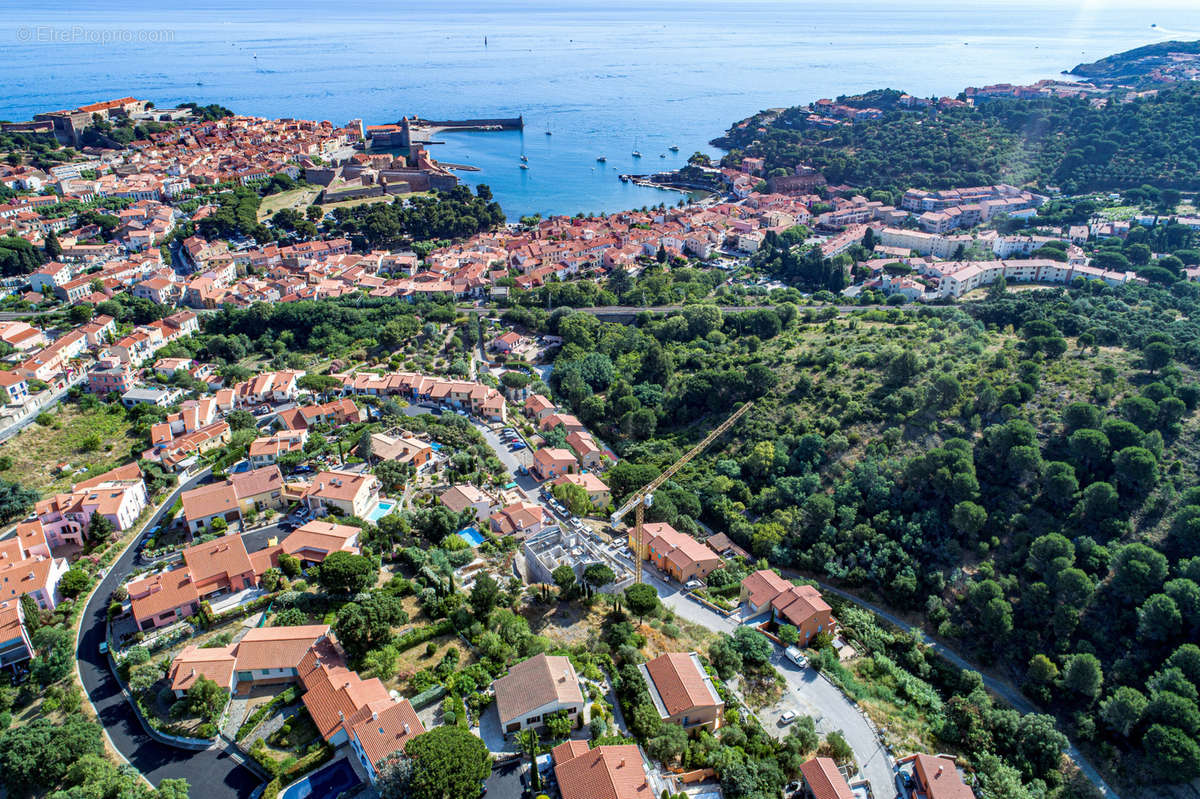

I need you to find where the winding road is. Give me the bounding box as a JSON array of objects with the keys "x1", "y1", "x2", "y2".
[
  {"x1": 805, "y1": 578, "x2": 1122, "y2": 798},
  {"x1": 75, "y1": 468, "x2": 264, "y2": 799}
]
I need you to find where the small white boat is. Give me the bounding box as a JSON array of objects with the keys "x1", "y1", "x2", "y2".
[
  {"x1": 519, "y1": 163, "x2": 529, "y2": 170},
  {"x1": 596, "y1": 156, "x2": 607, "y2": 163},
  {"x1": 632, "y1": 151, "x2": 642, "y2": 158},
  {"x1": 668, "y1": 145, "x2": 679, "y2": 152}
]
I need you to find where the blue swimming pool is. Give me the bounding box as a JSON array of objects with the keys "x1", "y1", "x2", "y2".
[
  {"x1": 458, "y1": 527, "x2": 485, "y2": 546},
  {"x1": 279, "y1": 758, "x2": 360, "y2": 799},
  {"x1": 365, "y1": 500, "x2": 396, "y2": 523}
]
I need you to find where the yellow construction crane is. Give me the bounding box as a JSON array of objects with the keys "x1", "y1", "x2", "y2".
[{"x1": 611, "y1": 401, "x2": 754, "y2": 583}]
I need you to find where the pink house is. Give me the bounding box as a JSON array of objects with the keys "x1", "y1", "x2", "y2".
[{"x1": 532, "y1": 447, "x2": 577, "y2": 481}]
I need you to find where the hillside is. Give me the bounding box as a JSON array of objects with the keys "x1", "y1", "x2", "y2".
[
  {"x1": 537, "y1": 282, "x2": 1200, "y2": 795},
  {"x1": 712, "y1": 82, "x2": 1200, "y2": 193},
  {"x1": 1070, "y1": 39, "x2": 1200, "y2": 85}
]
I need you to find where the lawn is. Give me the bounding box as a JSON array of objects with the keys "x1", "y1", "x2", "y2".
[
  {"x1": 391, "y1": 634, "x2": 475, "y2": 693},
  {"x1": 1, "y1": 401, "x2": 141, "y2": 496},
  {"x1": 256, "y1": 186, "x2": 321, "y2": 221}
]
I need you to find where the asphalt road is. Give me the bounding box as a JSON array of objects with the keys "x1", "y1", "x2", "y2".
[
  {"x1": 75, "y1": 467, "x2": 264, "y2": 799},
  {"x1": 805, "y1": 579, "x2": 1122, "y2": 799},
  {"x1": 631, "y1": 565, "x2": 896, "y2": 799}
]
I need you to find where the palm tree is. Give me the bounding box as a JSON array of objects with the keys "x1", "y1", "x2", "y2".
[{"x1": 516, "y1": 728, "x2": 541, "y2": 792}]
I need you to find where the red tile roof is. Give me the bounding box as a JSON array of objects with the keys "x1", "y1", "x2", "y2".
[
  {"x1": 553, "y1": 744, "x2": 652, "y2": 799},
  {"x1": 642, "y1": 652, "x2": 721, "y2": 717},
  {"x1": 799, "y1": 757, "x2": 855, "y2": 799}
]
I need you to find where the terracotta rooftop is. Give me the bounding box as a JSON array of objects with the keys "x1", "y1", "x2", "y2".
[
  {"x1": 347, "y1": 698, "x2": 425, "y2": 768},
  {"x1": 553, "y1": 743, "x2": 651, "y2": 799},
  {"x1": 741, "y1": 568, "x2": 793, "y2": 609},
  {"x1": 232, "y1": 624, "x2": 329, "y2": 672},
  {"x1": 799, "y1": 757, "x2": 855, "y2": 799},
  {"x1": 641, "y1": 652, "x2": 722, "y2": 718},
  {"x1": 181, "y1": 534, "x2": 253, "y2": 586},
  {"x1": 492, "y1": 653, "x2": 583, "y2": 725}
]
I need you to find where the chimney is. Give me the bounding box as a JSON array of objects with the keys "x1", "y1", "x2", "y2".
[
  {"x1": 619, "y1": 758, "x2": 626, "y2": 768},
  {"x1": 403, "y1": 723, "x2": 410, "y2": 735},
  {"x1": 371, "y1": 711, "x2": 378, "y2": 720}
]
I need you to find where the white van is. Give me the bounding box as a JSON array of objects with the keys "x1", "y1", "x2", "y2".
[{"x1": 785, "y1": 646, "x2": 807, "y2": 668}]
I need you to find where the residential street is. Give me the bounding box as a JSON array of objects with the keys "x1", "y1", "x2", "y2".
[
  {"x1": 634, "y1": 566, "x2": 895, "y2": 798},
  {"x1": 75, "y1": 468, "x2": 264, "y2": 799},
  {"x1": 807, "y1": 578, "x2": 1122, "y2": 798}
]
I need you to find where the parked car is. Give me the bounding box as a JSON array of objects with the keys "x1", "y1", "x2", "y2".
[
  {"x1": 98, "y1": 641, "x2": 108, "y2": 655},
  {"x1": 785, "y1": 646, "x2": 808, "y2": 668},
  {"x1": 779, "y1": 710, "x2": 796, "y2": 725},
  {"x1": 510, "y1": 442, "x2": 526, "y2": 450},
  {"x1": 685, "y1": 579, "x2": 703, "y2": 590}
]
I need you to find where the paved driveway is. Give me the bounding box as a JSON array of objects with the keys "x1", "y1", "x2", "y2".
[
  {"x1": 637, "y1": 573, "x2": 894, "y2": 799},
  {"x1": 484, "y1": 754, "x2": 525, "y2": 799},
  {"x1": 477, "y1": 702, "x2": 513, "y2": 755},
  {"x1": 76, "y1": 468, "x2": 263, "y2": 798}
]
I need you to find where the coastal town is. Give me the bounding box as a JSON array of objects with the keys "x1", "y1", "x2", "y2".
[{"x1": 0, "y1": 32, "x2": 1198, "y2": 799}]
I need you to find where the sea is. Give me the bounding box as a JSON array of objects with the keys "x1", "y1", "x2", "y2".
[{"x1": 2, "y1": 0, "x2": 1198, "y2": 220}]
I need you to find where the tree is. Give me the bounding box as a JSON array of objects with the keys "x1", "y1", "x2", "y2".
[
  {"x1": 405, "y1": 726, "x2": 492, "y2": 799},
  {"x1": 516, "y1": 729, "x2": 541, "y2": 792},
  {"x1": 469, "y1": 573, "x2": 500, "y2": 619},
  {"x1": 1061, "y1": 653, "x2": 1103, "y2": 703},
  {"x1": 1113, "y1": 446, "x2": 1158, "y2": 495},
  {"x1": 1076, "y1": 481, "x2": 1119, "y2": 523},
  {"x1": 731, "y1": 625, "x2": 773, "y2": 668},
  {"x1": 1111, "y1": 543, "x2": 1168, "y2": 605},
  {"x1": 1100, "y1": 686, "x2": 1148, "y2": 737},
  {"x1": 709, "y1": 634, "x2": 743, "y2": 680},
  {"x1": 1138, "y1": 593, "x2": 1182, "y2": 642},
  {"x1": 950, "y1": 501, "x2": 987, "y2": 539},
  {"x1": 0, "y1": 715, "x2": 103, "y2": 796},
  {"x1": 278, "y1": 551, "x2": 301, "y2": 578},
  {"x1": 583, "y1": 563, "x2": 616, "y2": 592},
  {"x1": 1027, "y1": 654, "x2": 1060, "y2": 685},
  {"x1": 334, "y1": 593, "x2": 407, "y2": 663},
  {"x1": 44, "y1": 229, "x2": 62, "y2": 259},
  {"x1": 30, "y1": 626, "x2": 74, "y2": 685},
  {"x1": 187, "y1": 675, "x2": 228, "y2": 722},
  {"x1": 359, "y1": 430, "x2": 374, "y2": 465},
  {"x1": 552, "y1": 481, "x2": 591, "y2": 516},
  {"x1": 1144, "y1": 724, "x2": 1200, "y2": 779},
  {"x1": 316, "y1": 551, "x2": 378, "y2": 595},
  {"x1": 777, "y1": 624, "x2": 799, "y2": 646},
  {"x1": 0, "y1": 478, "x2": 39, "y2": 524},
  {"x1": 375, "y1": 752, "x2": 414, "y2": 799},
  {"x1": 551, "y1": 564, "x2": 577, "y2": 599},
  {"x1": 646, "y1": 723, "x2": 688, "y2": 766},
  {"x1": 545, "y1": 709, "x2": 572, "y2": 740},
  {"x1": 58, "y1": 567, "x2": 91, "y2": 598},
  {"x1": 624, "y1": 583, "x2": 660, "y2": 623}
]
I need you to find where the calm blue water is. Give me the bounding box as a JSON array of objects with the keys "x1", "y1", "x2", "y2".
[{"x1": 2, "y1": 1, "x2": 1198, "y2": 218}]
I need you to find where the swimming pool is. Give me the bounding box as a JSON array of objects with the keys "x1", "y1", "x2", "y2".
[
  {"x1": 279, "y1": 758, "x2": 360, "y2": 799},
  {"x1": 365, "y1": 500, "x2": 396, "y2": 523},
  {"x1": 458, "y1": 527, "x2": 485, "y2": 546}
]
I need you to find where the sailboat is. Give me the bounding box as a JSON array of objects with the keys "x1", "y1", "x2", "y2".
[
  {"x1": 668, "y1": 144, "x2": 680, "y2": 152},
  {"x1": 520, "y1": 154, "x2": 528, "y2": 162},
  {"x1": 545, "y1": 123, "x2": 552, "y2": 136},
  {"x1": 632, "y1": 137, "x2": 642, "y2": 158},
  {"x1": 596, "y1": 155, "x2": 607, "y2": 163},
  {"x1": 519, "y1": 163, "x2": 529, "y2": 169}
]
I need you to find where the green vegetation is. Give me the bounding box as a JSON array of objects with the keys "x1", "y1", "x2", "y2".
[
  {"x1": 324, "y1": 184, "x2": 504, "y2": 248},
  {"x1": 533, "y1": 278, "x2": 1200, "y2": 791},
  {"x1": 716, "y1": 83, "x2": 1200, "y2": 193}
]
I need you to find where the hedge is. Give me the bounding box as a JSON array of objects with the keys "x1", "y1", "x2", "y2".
[
  {"x1": 237, "y1": 685, "x2": 300, "y2": 741},
  {"x1": 410, "y1": 684, "x2": 447, "y2": 710},
  {"x1": 394, "y1": 618, "x2": 453, "y2": 653}
]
